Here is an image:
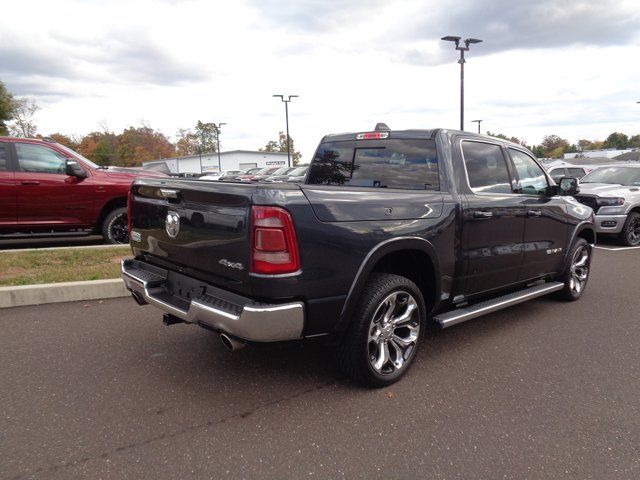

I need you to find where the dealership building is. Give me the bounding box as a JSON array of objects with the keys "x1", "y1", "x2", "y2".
[{"x1": 142, "y1": 150, "x2": 289, "y2": 175}]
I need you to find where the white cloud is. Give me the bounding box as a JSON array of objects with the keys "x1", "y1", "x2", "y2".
[{"x1": 1, "y1": 0, "x2": 639, "y2": 161}]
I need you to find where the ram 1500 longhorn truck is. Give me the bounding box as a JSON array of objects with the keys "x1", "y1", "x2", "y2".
[{"x1": 122, "y1": 126, "x2": 596, "y2": 387}]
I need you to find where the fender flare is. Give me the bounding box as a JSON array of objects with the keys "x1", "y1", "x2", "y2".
[
  {"x1": 561, "y1": 221, "x2": 596, "y2": 272},
  {"x1": 336, "y1": 237, "x2": 441, "y2": 332}
]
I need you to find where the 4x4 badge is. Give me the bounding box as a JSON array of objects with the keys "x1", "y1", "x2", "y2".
[{"x1": 166, "y1": 211, "x2": 180, "y2": 238}]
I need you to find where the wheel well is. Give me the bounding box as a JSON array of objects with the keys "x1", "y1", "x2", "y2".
[
  {"x1": 97, "y1": 197, "x2": 127, "y2": 230},
  {"x1": 371, "y1": 250, "x2": 437, "y2": 312},
  {"x1": 577, "y1": 228, "x2": 595, "y2": 246}
]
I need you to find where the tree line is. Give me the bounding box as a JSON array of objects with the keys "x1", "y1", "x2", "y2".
[
  {"x1": 1, "y1": 81, "x2": 301, "y2": 167},
  {"x1": 2, "y1": 80, "x2": 635, "y2": 165}
]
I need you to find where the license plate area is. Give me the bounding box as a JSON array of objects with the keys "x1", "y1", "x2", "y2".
[{"x1": 165, "y1": 270, "x2": 208, "y2": 303}]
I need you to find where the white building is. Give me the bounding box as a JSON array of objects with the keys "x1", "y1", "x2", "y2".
[
  {"x1": 143, "y1": 150, "x2": 289, "y2": 175},
  {"x1": 563, "y1": 149, "x2": 633, "y2": 159}
]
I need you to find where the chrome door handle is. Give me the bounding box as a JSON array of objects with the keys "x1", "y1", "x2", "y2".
[
  {"x1": 473, "y1": 210, "x2": 493, "y2": 219},
  {"x1": 527, "y1": 210, "x2": 542, "y2": 218}
]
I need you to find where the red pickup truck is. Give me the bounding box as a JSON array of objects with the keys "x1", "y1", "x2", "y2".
[{"x1": 0, "y1": 136, "x2": 166, "y2": 244}]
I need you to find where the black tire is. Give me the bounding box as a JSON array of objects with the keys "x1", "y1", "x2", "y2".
[
  {"x1": 101, "y1": 207, "x2": 129, "y2": 244},
  {"x1": 556, "y1": 238, "x2": 591, "y2": 301},
  {"x1": 335, "y1": 273, "x2": 426, "y2": 388},
  {"x1": 620, "y1": 212, "x2": 640, "y2": 247}
]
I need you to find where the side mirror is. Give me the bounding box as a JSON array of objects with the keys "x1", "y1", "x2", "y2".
[
  {"x1": 559, "y1": 177, "x2": 580, "y2": 196},
  {"x1": 66, "y1": 160, "x2": 87, "y2": 179}
]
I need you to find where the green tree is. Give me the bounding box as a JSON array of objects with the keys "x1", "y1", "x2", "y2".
[
  {"x1": 175, "y1": 128, "x2": 198, "y2": 156},
  {"x1": 603, "y1": 132, "x2": 629, "y2": 149},
  {"x1": 260, "y1": 131, "x2": 302, "y2": 165},
  {"x1": 629, "y1": 134, "x2": 640, "y2": 148},
  {"x1": 194, "y1": 121, "x2": 218, "y2": 155},
  {"x1": 0, "y1": 81, "x2": 14, "y2": 135}
]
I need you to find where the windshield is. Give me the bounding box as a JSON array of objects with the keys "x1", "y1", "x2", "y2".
[
  {"x1": 56, "y1": 143, "x2": 101, "y2": 169},
  {"x1": 288, "y1": 167, "x2": 307, "y2": 176},
  {"x1": 272, "y1": 166, "x2": 293, "y2": 175},
  {"x1": 581, "y1": 167, "x2": 640, "y2": 186}
]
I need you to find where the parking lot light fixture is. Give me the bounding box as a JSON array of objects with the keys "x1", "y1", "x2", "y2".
[
  {"x1": 471, "y1": 119, "x2": 482, "y2": 134},
  {"x1": 441, "y1": 36, "x2": 483, "y2": 131},
  {"x1": 273, "y1": 94, "x2": 299, "y2": 167},
  {"x1": 212, "y1": 122, "x2": 226, "y2": 172}
]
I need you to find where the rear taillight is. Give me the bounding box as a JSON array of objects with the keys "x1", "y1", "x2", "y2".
[{"x1": 250, "y1": 206, "x2": 300, "y2": 274}]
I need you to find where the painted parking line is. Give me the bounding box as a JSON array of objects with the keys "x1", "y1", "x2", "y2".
[{"x1": 595, "y1": 245, "x2": 640, "y2": 251}]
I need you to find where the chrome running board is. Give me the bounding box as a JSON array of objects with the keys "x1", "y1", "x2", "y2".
[{"x1": 435, "y1": 282, "x2": 564, "y2": 328}]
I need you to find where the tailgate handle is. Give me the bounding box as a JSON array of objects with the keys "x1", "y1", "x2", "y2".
[
  {"x1": 159, "y1": 188, "x2": 180, "y2": 199},
  {"x1": 473, "y1": 210, "x2": 493, "y2": 219}
]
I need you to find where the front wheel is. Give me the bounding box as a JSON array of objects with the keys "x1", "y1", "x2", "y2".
[
  {"x1": 335, "y1": 273, "x2": 426, "y2": 387},
  {"x1": 620, "y1": 212, "x2": 640, "y2": 247},
  {"x1": 102, "y1": 207, "x2": 129, "y2": 244},
  {"x1": 557, "y1": 238, "x2": 591, "y2": 301}
]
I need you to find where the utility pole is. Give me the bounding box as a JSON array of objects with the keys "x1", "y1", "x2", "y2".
[{"x1": 212, "y1": 122, "x2": 226, "y2": 172}]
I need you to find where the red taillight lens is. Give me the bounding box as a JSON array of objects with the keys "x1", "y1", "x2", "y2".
[{"x1": 250, "y1": 206, "x2": 300, "y2": 274}]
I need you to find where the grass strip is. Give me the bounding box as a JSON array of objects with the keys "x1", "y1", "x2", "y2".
[{"x1": 0, "y1": 247, "x2": 131, "y2": 286}]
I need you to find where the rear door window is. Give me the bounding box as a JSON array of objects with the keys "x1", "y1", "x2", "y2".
[
  {"x1": 307, "y1": 139, "x2": 439, "y2": 190},
  {"x1": 461, "y1": 141, "x2": 512, "y2": 194},
  {"x1": 567, "y1": 168, "x2": 586, "y2": 178}
]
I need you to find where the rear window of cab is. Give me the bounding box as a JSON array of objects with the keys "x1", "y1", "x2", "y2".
[{"x1": 307, "y1": 139, "x2": 439, "y2": 191}]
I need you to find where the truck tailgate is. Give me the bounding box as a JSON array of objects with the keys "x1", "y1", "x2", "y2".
[{"x1": 129, "y1": 180, "x2": 259, "y2": 283}]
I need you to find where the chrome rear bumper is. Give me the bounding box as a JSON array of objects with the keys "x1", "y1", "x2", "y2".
[{"x1": 121, "y1": 259, "x2": 304, "y2": 342}]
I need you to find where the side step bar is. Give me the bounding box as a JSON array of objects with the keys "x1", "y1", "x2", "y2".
[{"x1": 434, "y1": 282, "x2": 564, "y2": 328}]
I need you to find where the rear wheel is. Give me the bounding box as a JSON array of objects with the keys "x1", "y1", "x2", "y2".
[
  {"x1": 102, "y1": 207, "x2": 128, "y2": 244},
  {"x1": 620, "y1": 212, "x2": 640, "y2": 247},
  {"x1": 335, "y1": 273, "x2": 426, "y2": 387},
  {"x1": 557, "y1": 238, "x2": 591, "y2": 301}
]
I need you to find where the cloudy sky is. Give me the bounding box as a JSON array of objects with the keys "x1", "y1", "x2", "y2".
[{"x1": 1, "y1": 0, "x2": 639, "y2": 160}]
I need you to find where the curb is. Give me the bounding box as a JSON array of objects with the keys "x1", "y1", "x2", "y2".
[{"x1": 0, "y1": 279, "x2": 129, "y2": 309}]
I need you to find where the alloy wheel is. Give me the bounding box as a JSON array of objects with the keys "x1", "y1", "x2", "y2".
[
  {"x1": 367, "y1": 290, "x2": 420, "y2": 375},
  {"x1": 110, "y1": 213, "x2": 129, "y2": 244},
  {"x1": 569, "y1": 245, "x2": 589, "y2": 296}
]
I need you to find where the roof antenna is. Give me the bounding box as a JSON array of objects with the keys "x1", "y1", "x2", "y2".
[{"x1": 375, "y1": 123, "x2": 390, "y2": 131}]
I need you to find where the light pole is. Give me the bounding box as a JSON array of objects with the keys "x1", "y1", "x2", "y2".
[
  {"x1": 471, "y1": 119, "x2": 482, "y2": 134},
  {"x1": 441, "y1": 36, "x2": 483, "y2": 131},
  {"x1": 212, "y1": 122, "x2": 226, "y2": 172},
  {"x1": 273, "y1": 94, "x2": 299, "y2": 167}
]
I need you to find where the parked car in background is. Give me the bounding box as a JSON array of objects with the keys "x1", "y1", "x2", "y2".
[
  {"x1": 200, "y1": 170, "x2": 241, "y2": 181},
  {"x1": 0, "y1": 136, "x2": 166, "y2": 244},
  {"x1": 250, "y1": 166, "x2": 285, "y2": 182},
  {"x1": 548, "y1": 166, "x2": 591, "y2": 182},
  {"x1": 232, "y1": 167, "x2": 262, "y2": 182},
  {"x1": 575, "y1": 165, "x2": 640, "y2": 246},
  {"x1": 286, "y1": 166, "x2": 308, "y2": 183},
  {"x1": 260, "y1": 166, "x2": 298, "y2": 182}
]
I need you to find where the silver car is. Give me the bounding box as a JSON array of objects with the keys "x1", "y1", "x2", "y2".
[{"x1": 575, "y1": 165, "x2": 640, "y2": 246}]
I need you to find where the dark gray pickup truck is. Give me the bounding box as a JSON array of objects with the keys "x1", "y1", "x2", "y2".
[{"x1": 122, "y1": 125, "x2": 595, "y2": 386}]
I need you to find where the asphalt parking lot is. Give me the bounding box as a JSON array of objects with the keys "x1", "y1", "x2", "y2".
[{"x1": 1, "y1": 246, "x2": 639, "y2": 479}]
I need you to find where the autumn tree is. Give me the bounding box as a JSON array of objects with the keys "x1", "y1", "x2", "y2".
[
  {"x1": 77, "y1": 131, "x2": 119, "y2": 166},
  {"x1": 175, "y1": 128, "x2": 198, "y2": 156},
  {"x1": 0, "y1": 81, "x2": 14, "y2": 135},
  {"x1": 260, "y1": 131, "x2": 302, "y2": 165},
  {"x1": 117, "y1": 126, "x2": 174, "y2": 166},
  {"x1": 9, "y1": 97, "x2": 39, "y2": 137},
  {"x1": 47, "y1": 133, "x2": 79, "y2": 150},
  {"x1": 540, "y1": 135, "x2": 570, "y2": 158}
]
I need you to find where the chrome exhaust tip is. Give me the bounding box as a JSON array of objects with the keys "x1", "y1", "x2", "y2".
[
  {"x1": 220, "y1": 333, "x2": 246, "y2": 351},
  {"x1": 131, "y1": 291, "x2": 147, "y2": 306}
]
